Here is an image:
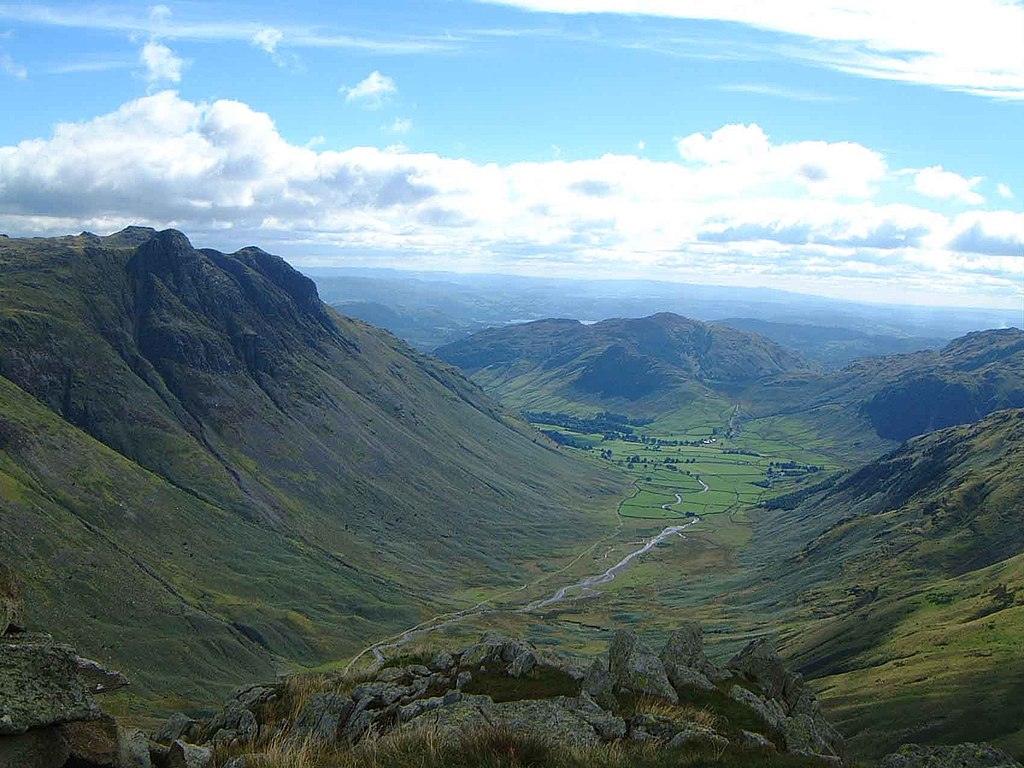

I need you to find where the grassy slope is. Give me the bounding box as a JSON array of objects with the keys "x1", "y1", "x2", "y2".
[
  {"x1": 0, "y1": 229, "x2": 625, "y2": 713},
  {"x1": 742, "y1": 409, "x2": 1024, "y2": 757}
]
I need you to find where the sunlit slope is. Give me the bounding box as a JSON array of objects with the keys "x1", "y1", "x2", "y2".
[
  {"x1": 0, "y1": 227, "x2": 623, "y2": 709},
  {"x1": 744, "y1": 409, "x2": 1024, "y2": 757},
  {"x1": 436, "y1": 313, "x2": 802, "y2": 415}
]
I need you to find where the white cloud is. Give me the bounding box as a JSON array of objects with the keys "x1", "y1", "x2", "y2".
[
  {"x1": 1, "y1": 51, "x2": 26, "y2": 79},
  {"x1": 341, "y1": 71, "x2": 397, "y2": 107},
  {"x1": 251, "y1": 27, "x2": 283, "y2": 54},
  {"x1": 719, "y1": 83, "x2": 842, "y2": 102},
  {"x1": 478, "y1": 0, "x2": 1024, "y2": 100},
  {"x1": 997, "y1": 183, "x2": 1014, "y2": 200},
  {"x1": 140, "y1": 41, "x2": 183, "y2": 84},
  {"x1": 386, "y1": 117, "x2": 413, "y2": 134},
  {"x1": 913, "y1": 165, "x2": 984, "y2": 205},
  {"x1": 676, "y1": 123, "x2": 886, "y2": 198},
  {"x1": 0, "y1": 93, "x2": 1018, "y2": 307}
]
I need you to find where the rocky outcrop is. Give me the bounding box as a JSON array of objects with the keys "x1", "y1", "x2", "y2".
[
  {"x1": 0, "y1": 630, "x2": 138, "y2": 768},
  {"x1": 175, "y1": 623, "x2": 847, "y2": 765},
  {"x1": 880, "y1": 744, "x2": 1023, "y2": 768}
]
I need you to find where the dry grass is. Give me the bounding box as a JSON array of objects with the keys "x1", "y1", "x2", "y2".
[
  {"x1": 631, "y1": 696, "x2": 720, "y2": 730},
  {"x1": 214, "y1": 724, "x2": 831, "y2": 768}
]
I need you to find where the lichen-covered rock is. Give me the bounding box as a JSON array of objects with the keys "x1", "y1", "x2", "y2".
[
  {"x1": 200, "y1": 684, "x2": 277, "y2": 747},
  {"x1": 608, "y1": 630, "x2": 677, "y2": 703},
  {"x1": 0, "y1": 634, "x2": 101, "y2": 735},
  {"x1": 118, "y1": 727, "x2": 153, "y2": 768},
  {"x1": 154, "y1": 712, "x2": 198, "y2": 744},
  {"x1": 727, "y1": 638, "x2": 788, "y2": 701},
  {"x1": 294, "y1": 692, "x2": 353, "y2": 743},
  {"x1": 661, "y1": 622, "x2": 720, "y2": 682},
  {"x1": 404, "y1": 694, "x2": 604, "y2": 749},
  {"x1": 665, "y1": 664, "x2": 716, "y2": 694},
  {"x1": 429, "y1": 651, "x2": 455, "y2": 673},
  {"x1": 166, "y1": 740, "x2": 213, "y2": 768},
  {"x1": 880, "y1": 743, "x2": 1023, "y2": 768},
  {"x1": 509, "y1": 649, "x2": 537, "y2": 678},
  {"x1": 582, "y1": 658, "x2": 617, "y2": 710},
  {"x1": 784, "y1": 712, "x2": 844, "y2": 758},
  {"x1": 729, "y1": 685, "x2": 787, "y2": 732}
]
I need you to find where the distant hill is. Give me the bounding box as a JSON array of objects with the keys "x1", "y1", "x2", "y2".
[
  {"x1": 715, "y1": 317, "x2": 946, "y2": 368},
  {"x1": 745, "y1": 328, "x2": 1024, "y2": 443},
  {"x1": 0, "y1": 227, "x2": 621, "y2": 710},
  {"x1": 436, "y1": 313, "x2": 802, "y2": 413},
  {"x1": 747, "y1": 409, "x2": 1024, "y2": 756}
]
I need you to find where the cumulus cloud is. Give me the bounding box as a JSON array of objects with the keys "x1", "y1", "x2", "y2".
[
  {"x1": 913, "y1": 166, "x2": 984, "y2": 205},
  {"x1": 140, "y1": 41, "x2": 184, "y2": 84},
  {"x1": 478, "y1": 0, "x2": 1024, "y2": 100},
  {"x1": 0, "y1": 92, "x2": 1019, "y2": 307},
  {"x1": 676, "y1": 123, "x2": 886, "y2": 198},
  {"x1": 997, "y1": 183, "x2": 1014, "y2": 200},
  {"x1": 341, "y1": 71, "x2": 397, "y2": 108}
]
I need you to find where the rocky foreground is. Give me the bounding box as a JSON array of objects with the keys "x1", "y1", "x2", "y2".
[{"x1": 3, "y1": 587, "x2": 1023, "y2": 768}]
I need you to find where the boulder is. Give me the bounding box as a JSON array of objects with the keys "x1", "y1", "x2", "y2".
[
  {"x1": 429, "y1": 651, "x2": 455, "y2": 673},
  {"x1": 784, "y1": 712, "x2": 844, "y2": 758},
  {"x1": 73, "y1": 657, "x2": 130, "y2": 696},
  {"x1": 61, "y1": 713, "x2": 119, "y2": 766},
  {"x1": 727, "y1": 638, "x2": 788, "y2": 701},
  {"x1": 728, "y1": 685, "x2": 787, "y2": 732},
  {"x1": 608, "y1": 630, "x2": 678, "y2": 703},
  {"x1": 166, "y1": 740, "x2": 213, "y2": 768},
  {"x1": 665, "y1": 664, "x2": 716, "y2": 694},
  {"x1": 660, "y1": 622, "x2": 720, "y2": 682},
  {"x1": 293, "y1": 692, "x2": 353, "y2": 743},
  {"x1": 0, "y1": 634, "x2": 101, "y2": 735},
  {"x1": 154, "y1": 713, "x2": 198, "y2": 744},
  {"x1": 582, "y1": 658, "x2": 616, "y2": 710},
  {"x1": 201, "y1": 685, "x2": 276, "y2": 747},
  {"x1": 509, "y1": 649, "x2": 537, "y2": 678},
  {"x1": 880, "y1": 744, "x2": 1023, "y2": 768},
  {"x1": 118, "y1": 727, "x2": 153, "y2": 768}
]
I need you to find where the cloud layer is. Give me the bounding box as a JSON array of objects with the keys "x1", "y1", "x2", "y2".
[
  {"x1": 0, "y1": 92, "x2": 1019, "y2": 307},
  {"x1": 480, "y1": 0, "x2": 1024, "y2": 100}
]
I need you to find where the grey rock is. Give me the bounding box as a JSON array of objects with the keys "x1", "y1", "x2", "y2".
[
  {"x1": 608, "y1": 630, "x2": 678, "y2": 703},
  {"x1": 727, "y1": 638, "x2": 788, "y2": 701},
  {"x1": 0, "y1": 634, "x2": 101, "y2": 735},
  {"x1": 442, "y1": 690, "x2": 462, "y2": 706},
  {"x1": 738, "y1": 730, "x2": 775, "y2": 750},
  {"x1": 665, "y1": 664, "x2": 716, "y2": 694},
  {"x1": 376, "y1": 666, "x2": 407, "y2": 683},
  {"x1": 294, "y1": 692, "x2": 353, "y2": 744},
  {"x1": 660, "y1": 622, "x2": 720, "y2": 681},
  {"x1": 74, "y1": 656, "x2": 130, "y2": 695},
  {"x1": 582, "y1": 658, "x2": 616, "y2": 709},
  {"x1": 729, "y1": 685, "x2": 787, "y2": 732},
  {"x1": 880, "y1": 744, "x2": 1023, "y2": 768},
  {"x1": 0, "y1": 725, "x2": 70, "y2": 768},
  {"x1": 351, "y1": 681, "x2": 405, "y2": 708},
  {"x1": 429, "y1": 651, "x2": 454, "y2": 673},
  {"x1": 154, "y1": 713, "x2": 197, "y2": 744},
  {"x1": 784, "y1": 712, "x2": 844, "y2": 758},
  {"x1": 117, "y1": 727, "x2": 153, "y2": 768},
  {"x1": 340, "y1": 709, "x2": 375, "y2": 743},
  {"x1": 166, "y1": 740, "x2": 212, "y2": 768},
  {"x1": 509, "y1": 649, "x2": 537, "y2": 678},
  {"x1": 455, "y1": 671, "x2": 472, "y2": 690}
]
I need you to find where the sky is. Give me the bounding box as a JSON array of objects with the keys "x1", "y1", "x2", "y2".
[{"x1": 0, "y1": 1, "x2": 1021, "y2": 310}]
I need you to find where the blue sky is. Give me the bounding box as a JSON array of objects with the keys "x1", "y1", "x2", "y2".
[{"x1": 0, "y1": 1, "x2": 1021, "y2": 310}]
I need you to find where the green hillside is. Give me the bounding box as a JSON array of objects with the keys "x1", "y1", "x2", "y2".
[
  {"x1": 743, "y1": 409, "x2": 1024, "y2": 756},
  {"x1": 436, "y1": 313, "x2": 802, "y2": 415},
  {"x1": 0, "y1": 228, "x2": 623, "y2": 712}
]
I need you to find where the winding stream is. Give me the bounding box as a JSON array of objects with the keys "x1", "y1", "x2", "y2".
[{"x1": 522, "y1": 518, "x2": 700, "y2": 611}]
